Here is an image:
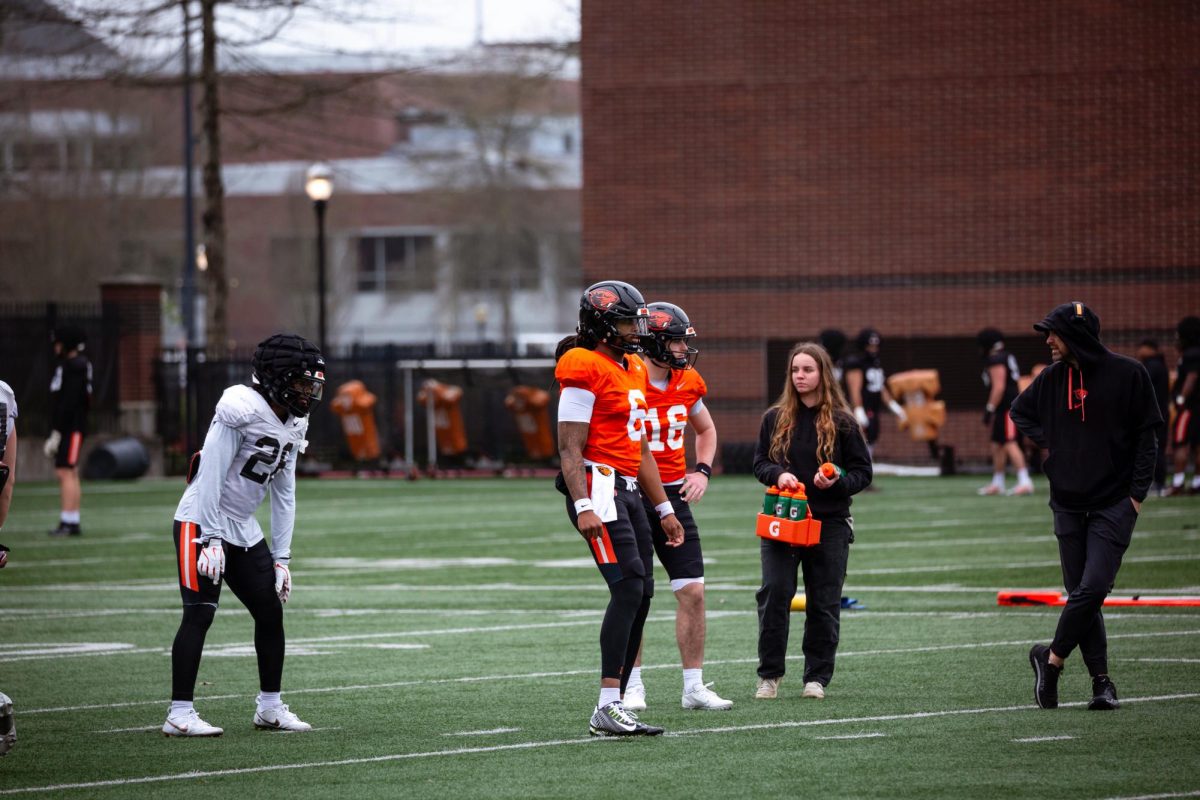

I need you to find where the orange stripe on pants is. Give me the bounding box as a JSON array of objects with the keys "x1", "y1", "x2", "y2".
[
  {"x1": 67, "y1": 432, "x2": 82, "y2": 466},
  {"x1": 1174, "y1": 410, "x2": 1191, "y2": 446},
  {"x1": 590, "y1": 524, "x2": 617, "y2": 564},
  {"x1": 1004, "y1": 411, "x2": 1017, "y2": 442},
  {"x1": 179, "y1": 523, "x2": 198, "y2": 591}
]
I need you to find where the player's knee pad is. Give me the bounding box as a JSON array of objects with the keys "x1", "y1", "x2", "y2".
[
  {"x1": 671, "y1": 576, "x2": 705, "y2": 593},
  {"x1": 181, "y1": 603, "x2": 216, "y2": 631}
]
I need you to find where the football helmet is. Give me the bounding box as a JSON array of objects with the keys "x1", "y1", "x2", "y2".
[
  {"x1": 644, "y1": 302, "x2": 698, "y2": 370},
  {"x1": 252, "y1": 333, "x2": 326, "y2": 418},
  {"x1": 976, "y1": 327, "x2": 1004, "y2": 354},
  {"x1": 578, "y1": 281, "x2": 649, "y2": 354}
]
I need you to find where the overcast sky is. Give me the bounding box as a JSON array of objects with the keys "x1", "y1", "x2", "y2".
[{"x1": 254, "y1": 0, "x2": 581, "y2": 54}]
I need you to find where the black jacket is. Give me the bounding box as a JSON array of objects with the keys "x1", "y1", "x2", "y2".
[
  {"x1": 1140, "y1": 353, "x2": 1170, "y2": 419},
  {"x1": 1010, "y1": 303, "x2": 1162, "y2": 510},
  {"x1": 753, "y1": 404, "x2": 873, "y2": 519}
]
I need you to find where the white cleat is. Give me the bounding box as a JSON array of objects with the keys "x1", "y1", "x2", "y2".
[
  {"x1": 1007, "y1": 482, "x2": 1035, "y2": 496},
  {"x1": 755, "y1": 677, "x2": 780, "y2": 699},
  {"x1": 162, "y1": 708, "x2": 223, "y2": 737},
  {"x1": 623, "y1": 685, "x2": 647, "y2": 712},
  {"x1": 682, "y1": 682, "x2": 733, "y2": 710},
  {"x1": 977, "y1": 484, "x2": 1004, "y2": 496},
  {"x1": 253, "y1": 704, "x2": 312, "y2": 732},
  {"x1": 802, "y1": 681, "x2": 826, "y2": 699}
]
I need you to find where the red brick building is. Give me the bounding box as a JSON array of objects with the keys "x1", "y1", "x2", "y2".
[{"x1": 581, "y1": 1, "x2": 1200, "y2": 462}]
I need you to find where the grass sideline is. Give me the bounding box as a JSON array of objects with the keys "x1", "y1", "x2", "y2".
[{"x1": 0, "y1": 474, "x2": 1198, "y2": 799}]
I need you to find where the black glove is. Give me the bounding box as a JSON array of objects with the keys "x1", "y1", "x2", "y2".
[{"x1": 982, "y1": 409, "x2": 994, "y2": 426}]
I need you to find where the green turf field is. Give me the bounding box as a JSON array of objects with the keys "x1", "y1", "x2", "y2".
[{"x1": 1, "y1": 474, "x2": 1197, "y2": 798}]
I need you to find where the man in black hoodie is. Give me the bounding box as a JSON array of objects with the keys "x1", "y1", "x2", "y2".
[{"x1": 1010, "y1": 302, "x2": 1162, "y2": 712}]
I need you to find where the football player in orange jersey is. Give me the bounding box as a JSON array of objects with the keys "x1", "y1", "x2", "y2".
[
  {"x1": 555, "y1": 280, "x2": 685, "y2": 737},
  {"x1": 621, "y1": 302, "x2": 732, "y2": 712}
]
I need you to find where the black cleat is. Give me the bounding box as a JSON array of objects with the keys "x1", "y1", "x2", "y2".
[
  {"x1": 1029, "y1": 644, "x2": 1061, "y2": 709},
  {"x1": 48, "y1": 523, "x2": 81, "y2": 537},
  {"x1": 1088, "y1": 676, "x2": 1120, "y2": 710}
]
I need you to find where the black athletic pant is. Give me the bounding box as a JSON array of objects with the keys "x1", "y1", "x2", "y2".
[
  {"x1": 756, "y1": 517, "x2": 852, "y2": 686},
  {"x1": 171, "y1": 521, "x2": 284, "y2": 701},
  {"x1": 1050, "y1": 498, "x2": 1137, "y2": 677}
]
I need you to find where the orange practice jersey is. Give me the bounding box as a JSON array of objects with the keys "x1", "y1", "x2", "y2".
[
  {"x1": 645, "y1": 368, "x2": 708, "y2": 483},
  {"x1": 556, "y1": 347, "x2": 649, "y2": 477}
]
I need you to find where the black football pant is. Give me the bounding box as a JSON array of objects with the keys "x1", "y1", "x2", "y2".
[
  {"x1": 1050, "y1": 498, "x2": 1137, "y2": 677},
  {"x1": 756, "y1": 517, "x2": 852, "y2": 686},
  {"x1": 171, "y1": 522, "x2": 285, "y2": 701}
]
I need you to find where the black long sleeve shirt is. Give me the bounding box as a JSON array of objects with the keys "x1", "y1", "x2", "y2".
[{"x1": 753, "y1": 405, "x2": 873, "y2": 520}]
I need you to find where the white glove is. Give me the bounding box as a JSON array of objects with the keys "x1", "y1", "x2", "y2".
[
  {"x1": 195, "y1": 539, "x2": 225, "y2": 582},
  {"x1": 43, "y1": 430, "x2": 61, "y2": 459},
  {"x1": 854, "y1": 406, "x2": 869, "y2": 428},
  {"x1": 274, "y1": 562, "x2": 291, "y2": 603},
  {"x1": 887, "y1": 399, "x2": 907, "y2": 423}
]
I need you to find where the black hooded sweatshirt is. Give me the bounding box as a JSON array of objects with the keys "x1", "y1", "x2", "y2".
[{"x1": 1010, "y1": 303, "x2": 1162, "y2": 511}]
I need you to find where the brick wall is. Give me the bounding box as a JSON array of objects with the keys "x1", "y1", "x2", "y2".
[{"x1": 582, "y1": 1, "x2": 1200, "y2": 462}]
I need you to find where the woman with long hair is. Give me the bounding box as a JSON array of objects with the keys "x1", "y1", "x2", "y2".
[{"x1": 752, "y1": 342, "x2": 873, "y2": 701}]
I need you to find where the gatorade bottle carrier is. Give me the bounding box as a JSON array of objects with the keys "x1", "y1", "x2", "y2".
[{"x1": 756, "y1": 484, "x2": 821, "y2": 546}]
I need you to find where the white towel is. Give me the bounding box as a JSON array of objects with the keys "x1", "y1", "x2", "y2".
[{"x1": 589, "y1": 464, "x2": 619, "y2": 523}]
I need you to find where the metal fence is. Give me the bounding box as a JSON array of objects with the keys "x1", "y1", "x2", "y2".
[
  {"x1": 0, "y1": 302, "x2": 121, "y2": 438},
  {"x1": 154, "y1": 344, "x2": 560, "y2": 475}
]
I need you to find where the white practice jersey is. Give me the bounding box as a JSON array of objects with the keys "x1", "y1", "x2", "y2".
[
  {"x1": 175, "y1": 384, "x2": 308, "y2": 562},
  {"x1": 0, "y1": 380, "x2": 16, "y2": 457}
]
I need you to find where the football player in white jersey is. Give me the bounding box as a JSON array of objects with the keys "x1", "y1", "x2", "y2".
[
  {"x1": 0, "y1": 380, "x2": 18, "y2": 755},
  {"x1": 163, "y1": 334, "x2": 325, "y2": 738}
]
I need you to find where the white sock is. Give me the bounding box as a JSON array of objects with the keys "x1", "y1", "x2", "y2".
[
  {"x1": 1017, "y1": 468, "x2": 1031, "y2": 484},
  {"x1": 683, "y1": 668, "x2": 703, "y2": 693},
  {"x1": 256, "y1": 691, "x2": 282, "y2": 710},
  {"x1": 1192, "y1": 476, "x2": 1200, "y2": 490},
  {"x1": 991, "y1": 473, "x2": 1005, "y2": 488},
  {"x1": 169, "y1": 700, "x2": 194, "y2": 715},
  {"x1": 626, "y1": 667, "x2": 643, "y2": 690},
  {"x1": 599, "y1": 687, "x2": 620, "y2": 707},
  {"x1": 62, "y1": 511, "x2": 80, "y2": 524},
  {"x1": 1173, "y1": 472, "x2": 1186, "y2": 488}
]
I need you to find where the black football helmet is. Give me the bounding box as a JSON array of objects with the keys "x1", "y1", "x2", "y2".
[
  {"x1": 578, "y1": 280, "x2": 649, "y2": 354},
  {"x1": 644, "y1": 302, "x2": 699, "y2": 370},
  {"x1": 252, "y1": 333, "x2": 326, "y2": 418},
  {"x1": 976, "y1": 327, "x2": 1004, "y2": 354}
]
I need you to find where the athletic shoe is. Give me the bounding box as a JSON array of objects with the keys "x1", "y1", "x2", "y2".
[
  {"x1": 48, "y1": 522, "x2": 81, "y2": 537},
  {"x1": 801, "y1": 681, "x2": 825, "y2": 699},
  {"x1": 623, "y1": 684, "x2": 647, "y2": 712},
  {"x1": 1008, "y1": 483, "x2": 1035, "y2": 496},
  {"x1": 682, "y1": 682, "x2": 733, "y2": 710},
  {"x1": 1088, "y1": 676, "x2": 1120, "y2": 710},
  {"x1": 588, "y1": 702, "x2": 663, "y2": 737},
  {"x1": 755, "y1": 677, "x2": 780, "y2": 699},
  {"x1": 1162, "y1": 485, "x2": 1189, "y2": 498},
  {"x1": 977, "y1": 485, "x2": 1004, "y2": 496},
  {"x1": 1029, "y1": 644, "x2": 1061, "y2": 709},
  {"x1": 253, "y1": 704, "x2": 312, "y2": 732},
  {"x1": 162, "y1": 708, "x2": 223, "y2": 737},
  {"x1": 0, "y1": 692, "x2": 15, "y2": 756}
]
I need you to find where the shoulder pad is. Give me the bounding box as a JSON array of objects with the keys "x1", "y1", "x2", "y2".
[{"x1": 213, "y1": 385, "x2": 266, "y2": 427}]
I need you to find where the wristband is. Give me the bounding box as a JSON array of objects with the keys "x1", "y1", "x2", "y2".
[
  {"x1": 694, "y1": 462, "x2": 712, "y2": 478},
  {"x1": 654, "y1": 501, "x2": 674, "y2": 519},
  {"x1": 1178, "y1": 395, "x2": 1187, "y2": 407},
  {"x1": 573, "y1": 498, "x2": 594, "y2": 514},
  {"x1": 985, "y1": 403, "x2": 996, "y2": 413}
]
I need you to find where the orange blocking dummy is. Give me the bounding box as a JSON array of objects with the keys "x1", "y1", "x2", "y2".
[
  {"x1": 329, "y1": 380, "x2": 381, "y2": 461},
  {"x1": 417, "y1": 379, "x2": 468, "y2": 456},
  {"x1": 505, "y1": 385, "x2": 556, "y2": 460}
]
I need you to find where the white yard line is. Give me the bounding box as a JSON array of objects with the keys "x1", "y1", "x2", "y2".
[
  {"x1": 1013, "y1": 735, "x2": 1074, "y2": 743},
  {"x1": 1098, "y1": 792, "x2": 1200, "y2": 800},
  {"x1": 815, "y1": 732, "x2": 887, "y2": 740},
  {"x1": 20, "y1": 628, "x2": 1200, "y2": 715},
  {"x1": 443, "y1": 727, "x2": 521, "y2": 736},
  {"x1": 3, "y1": 693, "x2": 1195, "y2": 796}
]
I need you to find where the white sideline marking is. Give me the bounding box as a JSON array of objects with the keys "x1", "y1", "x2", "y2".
[
  {"x1": 1013, "y1": 735, "x2": 1074, "y2": 743},
  {"x1": 21, "y1": 629, "x2": 1200, "y2": 716},
  {"x1": 443, "y1": 727, "x2": 521, "y2": 737},
  {"x1": 95, "y1": 725, "x2": 160, "y2": 734},
  {"x1": 0, "y1": 643, "x2": 135, "y2": 657},
  {"x1": 1120, "y1": 658, "x2": 1200, "y2": 664},
  {"x1": 3, "y1": 694, "x2": 1196, "y2": 796},
  {"x1": 815, "y1": 732, "x2": 886, "y2": 740},
  {"x1": 1099, "y1": 792, "x2": 1200, "y2": 800}
]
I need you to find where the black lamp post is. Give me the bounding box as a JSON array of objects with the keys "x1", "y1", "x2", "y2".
[{"x1": 304, "y1": 163, "x2": 333, "y2": 351}]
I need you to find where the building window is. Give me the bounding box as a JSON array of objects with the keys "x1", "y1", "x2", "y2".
[{"x1": 356, "y1": 234, "x2": 436, "y2": 292}]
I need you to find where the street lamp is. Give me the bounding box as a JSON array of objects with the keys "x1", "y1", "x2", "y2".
[{"x1": 304, "y1": 163, "x2": 334, "y2": 351}]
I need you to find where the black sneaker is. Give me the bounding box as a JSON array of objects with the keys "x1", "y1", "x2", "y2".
[
  {"x1": 48, "y1": 523, "x2": 81, "y2": 537},
  {"x1": 588, "y1": 702, "x2": 664, "y2": 737},
  {"x1": 1029, "y1": 644, "x2": 1061, "y2": 709},
  {"x1": 1088, "y1": 676, "x2": 1119, "y2": 710}
]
